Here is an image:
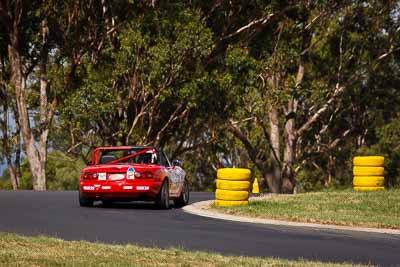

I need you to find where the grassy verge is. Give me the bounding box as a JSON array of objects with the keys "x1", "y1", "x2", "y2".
[
  {"x1": 0, "y1": 233, "x2": 370, "y2": 267},
  {"x1": 213, "y1": 189, "x2": 400, "y2": 229}
]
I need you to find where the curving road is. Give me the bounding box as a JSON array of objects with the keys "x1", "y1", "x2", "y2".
[{"x1": 0, "y1": 191, "x2": 399, "y2": 266}]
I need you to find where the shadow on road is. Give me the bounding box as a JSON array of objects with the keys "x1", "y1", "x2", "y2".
[{"x1": 92, "y1": 201, "x2": 182, "y2": 210}]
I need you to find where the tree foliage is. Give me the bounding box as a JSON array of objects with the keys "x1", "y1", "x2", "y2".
[{"x1": 1, "y1": 0, "x2": 399, "y2": 192}]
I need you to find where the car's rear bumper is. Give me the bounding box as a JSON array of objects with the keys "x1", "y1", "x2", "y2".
[{"x1": 79, "y1": 179, "x2": 162, "y2": 200}]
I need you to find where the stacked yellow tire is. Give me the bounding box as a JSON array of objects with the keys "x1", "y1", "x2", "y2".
[
  {"x1": 353, "y1": 156, "x2": 385, "y2": 191},
  {"x1": 215, "y1": 168, "x2": 250, "y2": 207}
]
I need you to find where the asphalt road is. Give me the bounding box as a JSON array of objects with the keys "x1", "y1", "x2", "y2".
[{"x1": 0, "y1": 191, "x2": 399, "y2": 266}]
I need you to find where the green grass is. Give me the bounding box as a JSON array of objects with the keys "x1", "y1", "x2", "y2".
[
  {"x1": 213, "y1": 189, "x2": 400, "y2": 229},
  {"x1": 0, "y1": 233, "x2": 370, "y2": 267}
]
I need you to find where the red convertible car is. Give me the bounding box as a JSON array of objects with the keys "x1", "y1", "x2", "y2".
[{"x1": 79, "y1": 146, "x2": 189, "y2": 209}]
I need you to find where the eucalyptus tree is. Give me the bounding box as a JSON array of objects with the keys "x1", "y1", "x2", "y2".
[
  {"x1": 59, "y1": 2, "x2": 221, "y2": 157},
  {"x1": 199, "y1": 1, "x2": 400, "y2": 192},
  {"x1": 0, "y1": 36, "x2": 21, "y2": 189},
  {"x1": 0, "y1": 0, "x2": 123, "y2": 190}
]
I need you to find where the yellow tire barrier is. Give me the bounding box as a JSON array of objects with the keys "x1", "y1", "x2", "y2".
[
  {"x1": 353, "y1": 176, "x2": 384, "y2": 187},
  {"x1": 353, "y1": 156, "x2": 384, "y2": 167},
  {"x1": 215, "y1": 199, "x2": 249, "y2": 207},
  {"x1": 354, "y1": 186, "x2": 385, "y2": 191},
  {"x1": 216, "y1": 179, "x2": 250, "y2": 191},
  {"x1": 353, "y1": 166, "x2": 384, "y2": 176},
  {"x1": 215, "y1": 189, "x2": 249, "y2": 201},
  {"x1": 217, "y1": 168, "x2": 251, "y2": 181}
]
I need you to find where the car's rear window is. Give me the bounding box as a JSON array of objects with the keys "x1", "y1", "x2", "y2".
[{"x1": 99, "y1": 149, "x2": 156, "y2": 164}]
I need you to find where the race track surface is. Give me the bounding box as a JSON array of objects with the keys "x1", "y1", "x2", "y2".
[{"x1": 0, "y1": 191, "x2": 399, "y2": 266}]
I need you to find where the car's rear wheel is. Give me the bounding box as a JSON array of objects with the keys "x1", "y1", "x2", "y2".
[
  {"x1": 79, "y1": 191, "x2": 94, "y2": 207},
  {"x1": 174, "y1": 180, "x2": 189, "y2": 208},
  {"x1": 156, "y1": 180, "x2": 170, "y2": 209}
]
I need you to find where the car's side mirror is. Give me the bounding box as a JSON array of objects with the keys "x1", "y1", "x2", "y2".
[
  {"x1": 86, "y1": 160, "x2": 92, "y2": 166},
  {"x1": 172, "y1": 159, "x2": 182, "y2": 167}
]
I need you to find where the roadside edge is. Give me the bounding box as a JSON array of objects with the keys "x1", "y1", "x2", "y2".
[{"x1": 182, "y1": 199, "x2": 400, "y2": 236}]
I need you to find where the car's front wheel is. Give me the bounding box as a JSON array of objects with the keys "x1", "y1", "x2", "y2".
[
  {"x1": 156, "y1": 180, "x2": 170, "y2": 209},
  {"x1": 174, "y1": 180, "x2": 189, "y2": 208},
  {"x1": 79, "y1": 190, "x2": 94, "y2": 207}
]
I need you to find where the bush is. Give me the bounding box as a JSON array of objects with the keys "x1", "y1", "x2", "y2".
[
  {"x1": 296, "y1": 168, "x2": 325, "y2": 192},
  {"x1": 45, "y1": 150, "x2": 85, "y2": 190},
  {"x1": 1, "y1": 150, "x2": 84, "y2": 190},
  {"x1": 0, "y1": 178, "x2": 12, "y2": 190}
]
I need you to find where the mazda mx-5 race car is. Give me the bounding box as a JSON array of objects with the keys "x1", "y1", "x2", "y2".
[{"x1": 79, "y1": 146, "x2": 189, "y2": 209}]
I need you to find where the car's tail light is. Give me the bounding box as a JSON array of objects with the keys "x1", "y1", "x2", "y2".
[
  {"x1": 134, "y1": 171, "x2": 153, "y2": 179},
  {"x1": 83, "y1": 172, "x2": 98, "y2": 180}
]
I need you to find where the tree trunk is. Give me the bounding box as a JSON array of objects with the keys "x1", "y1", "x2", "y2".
[
  {"x1": 8, "y1": 13, "x2": 47, "y2": 191},
  {"x1": 6, "y1": 143, "x2": 21, "y2": 191},
  {"x1": 325, "y1": 155, "x2": 334, "y2": 187},
  {"x1": 281, "y1": 47, "x2": 306, "y2": 194},
  {"x1": 36, "y1": 19, "x2": 50, "y2": 190},
  {"x1": 268, "y1": 108, "x2": 281, "y2": 193},
  {"x1": 13, "y1": 103, "x2": 22, "y2": 187},
  {"x1": 282, "y1": 100, "x2": 296, "y2": 193}
]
